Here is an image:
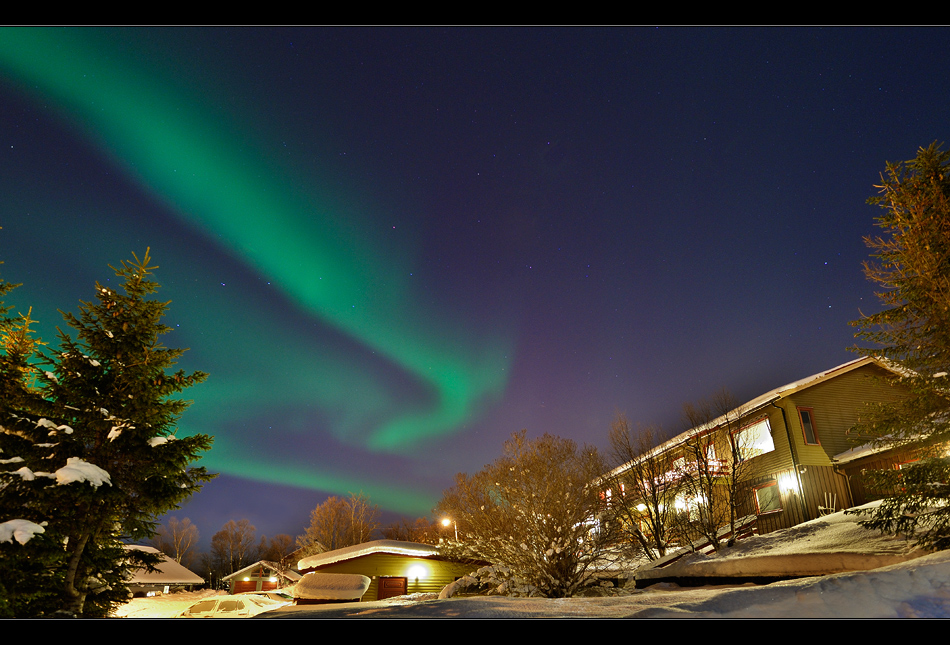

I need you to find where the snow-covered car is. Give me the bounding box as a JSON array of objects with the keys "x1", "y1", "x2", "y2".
[
  {"x1": 239, "y1": 590, "x2": 294, "y2": 603},
  {"x1": 178, "y1": 594, "x2": 287, "y2": 618}
]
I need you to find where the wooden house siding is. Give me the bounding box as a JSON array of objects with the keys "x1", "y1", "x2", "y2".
[
  {"x1": 303, "y1": 552, "x2": 476, "y2": 601},
  {"x1": 603, "y1": 358, "x2": 915, "y2": 539},
  {"x1": 840, "y1": 446, "x2": 931, "y2": 507},
  {"x1": 781, "y1": 365, "x2": 909, "y2": 462},
  {"x1": 743, "y1": 408, "x2": 795, "y2": 476},
  {"x1": 736, "y1": 364, "x2": 910, "y2": 533}
]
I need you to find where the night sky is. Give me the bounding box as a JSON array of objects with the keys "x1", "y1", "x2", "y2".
[{"x1": 1, "y1": 27, "x2": 947, "y2": 547}]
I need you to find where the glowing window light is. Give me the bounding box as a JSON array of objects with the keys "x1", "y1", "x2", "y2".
[{"x1": 734, "y1": 418, "x2": 775, "y2": 460}]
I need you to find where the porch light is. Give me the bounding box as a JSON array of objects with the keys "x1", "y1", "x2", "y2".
[
  {"x1": 407, "y1": 564, "x2": 427, "y2": 581},
  {"x1": 778, "y1": 472, "x2": 799, "y2": 494}
]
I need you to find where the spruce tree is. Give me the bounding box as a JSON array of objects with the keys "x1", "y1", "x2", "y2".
[
  {"x1": 850, "y1": 142, "x2": 950, "y2": 549},
  {"x1": 1, "y1": 250, "x2": 214, "y2": 616},
  {"x1": 0, "y1": 275, "x2": 67, "y2": 618}
]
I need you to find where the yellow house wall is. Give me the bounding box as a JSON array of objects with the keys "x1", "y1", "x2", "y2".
[
  {"x1": 307, "y1": 553, "x2": 477, "y2": 601},
  {"x1": 609, "y1": 361, "x2": 911, "y2": 536}
]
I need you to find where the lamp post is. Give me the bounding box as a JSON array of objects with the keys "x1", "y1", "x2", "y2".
[{"x1": 441, "y1": 517, "x2": 458, "y2": 541}]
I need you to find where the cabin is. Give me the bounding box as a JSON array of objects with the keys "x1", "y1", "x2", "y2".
[
  {"x1": 297, "y1": 539, "x2": 479, "y2": 601},
  {"x1": 603, "y1": 357, "x2": 914, "y2": 539},
  {"x1": 125, "y1": 545, "x2": 204, "y2": 596},
  {"x1": 222, "y1": 560, "x2": 301, "y2": 595}
]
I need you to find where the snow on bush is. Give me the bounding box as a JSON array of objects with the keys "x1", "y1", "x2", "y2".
[
  {"x1": 438, "y1": 564, "x2": 540, "y2": 599},
  {"x1": 36, "y1": 418, "x2": 73, "y2": 435}
]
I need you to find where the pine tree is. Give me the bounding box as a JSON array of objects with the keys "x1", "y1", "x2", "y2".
[
  {"x1": 0, "y1": 273, "x2": 68, "y2": 618},
  {"x1": 850, "y1": 142, "x2": 950, "y2": 550},
  {"x1": 0, "y1": 249, "x2": 214, "y2": 616}
]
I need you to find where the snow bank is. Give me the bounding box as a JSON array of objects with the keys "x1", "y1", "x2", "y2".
[
  {"x1": 637, "y1": 502, "x2": 924, "y2": 584},
  {"x1": 630, "y1": 551, "x2": 950, "y2": 618},
  {"x1": 294, "y1": 572, "x2": 370, "y2": 601},
  {"x1": 0, "y1": 519, "x2": 46, "y2": 545},
  {"x1": 259, "y1": 552, "x2": 950, "y2": 618}
]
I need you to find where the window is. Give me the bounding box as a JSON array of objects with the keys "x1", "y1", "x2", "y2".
[
  {"x1": 798, "y1": 407, "x2": 820, "y2": 445},
  {"x1": 754, "y1": 481, "x2": 782, "y2": 514},
  {"x1": 734, "y1": 418, "x2": 775, "y2": 461}
]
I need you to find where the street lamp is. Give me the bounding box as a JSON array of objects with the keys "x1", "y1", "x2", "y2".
[{"x1": 441, "y1": 517, "x2": 458, "y2": 541}]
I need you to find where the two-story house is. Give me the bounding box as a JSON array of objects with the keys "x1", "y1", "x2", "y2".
[{"x1": 604, "y1": 356, "x2": 914, "y2": 539}]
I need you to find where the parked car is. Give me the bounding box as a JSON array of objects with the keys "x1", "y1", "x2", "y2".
[
  {"x1": 178, "y1": 594, "x2": 287, "y2": 618},
  {"x1": 239, "y1": 589, "x2": 294, "y2": 603}
]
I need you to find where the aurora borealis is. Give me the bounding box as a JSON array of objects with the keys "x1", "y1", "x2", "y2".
[{"x1": 1, "y1": 28, "x2": 948, "y2": 539}]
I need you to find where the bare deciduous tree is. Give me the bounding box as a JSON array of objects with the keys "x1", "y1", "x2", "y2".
[
  {"x1": 210, "y1": 519, "x2": 258, "y2": 576},
  {"x1": 381, "y1": 517, "x2": 442, "y2": 545},
  {"x1": 296, "y1": 492, "x2": 380, "y2": 556},
  {"x1": 604, "y1": 417, "x2": 684, "y2": 560},
  {"x1": 254, "y1": 533, "x2": 297, "y2": 570},
  {"x1": 680, "y1": 389, "x2": 759, "y2": 550},
  {"x1": 436, "y1": 430, "x2": 616, "y2": 598},
  {"x1": 151, "y1": 517, "x2": 200, "y2": 568},
  {"x1": 258, "y1": 534, "x2": 296, "y2": 563}
]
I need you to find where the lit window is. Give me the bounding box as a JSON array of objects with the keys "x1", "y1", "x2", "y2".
[
  {"x1": 754, "y1": 481, "x2": 781, "y2": 514},
  {"x1": 734, "y1": 418, "x2": 775, "y2": 461},
  {"x1": 798, "y1": 408, "x2": 819, "y2": 445}
]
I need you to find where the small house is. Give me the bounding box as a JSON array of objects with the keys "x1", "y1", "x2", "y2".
[
  {"x1": 222, "y1": 560, "x2": 301, "y2": 595},
  {"x1": 126, "y1": 545, "x2": 204, "y2": 596},
  {"x1": 297, "y1": 539, "x2": 478, "y2": 601}
]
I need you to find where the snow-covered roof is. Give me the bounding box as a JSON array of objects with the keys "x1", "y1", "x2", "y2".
[
  {"x1": 832, "y1": 428, "x2": 940, "y2": 465},
  {"x1": 126, "y1": 545, "x2": 204, "y2": 585},
  {"x1": 298, "y1": 539, "x2": 440, "y2": 571},
  {"x1": 832, "y1": 441, "x2": 893, "y2": 465},
  {"x1": 222, "y1": 560, "x2": 302, "y2": 582},
  {"x1": 605, "y1": 356, "x2": 900, "y2": 481}
]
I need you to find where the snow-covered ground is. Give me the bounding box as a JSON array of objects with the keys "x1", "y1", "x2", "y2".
[
  {"x1": 117, "y1": 505, "x2": 950, "y2": 618},
  {"x1": 115, "y1": 589, "x2": 222, "y2": 618}
]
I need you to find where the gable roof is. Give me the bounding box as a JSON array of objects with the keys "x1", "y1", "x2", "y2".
[
  {"x1": 221, "y1": 560, "x2": 303, "y2": 582},
  {"x1": 126, "y1": 545, "x2": 204, "y2": 585},
  {"x1": 298, "y1": 539, "x2": 439, "y2": 571},
  {"x1": 605, "y1": 356, "x2": 900, "y2": 481}
]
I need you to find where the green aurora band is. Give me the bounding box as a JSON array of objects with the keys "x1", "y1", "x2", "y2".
[{"x1": 0, "y1": 28, "x2": 511, "y2": 512}]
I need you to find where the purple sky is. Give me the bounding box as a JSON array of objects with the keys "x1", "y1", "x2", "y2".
[{"x1": 1, "y1": 27, "x2": 947, "y2": 549}]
